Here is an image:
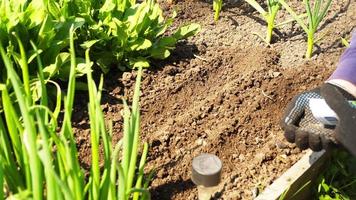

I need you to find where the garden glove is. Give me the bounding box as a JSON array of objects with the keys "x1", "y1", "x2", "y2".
[
  {"x1": 321, "y1": 84, "x2": 356, "y2": 156},
  {"x1": 280, "y1": 87, "x2": 337, "y2": 151}
]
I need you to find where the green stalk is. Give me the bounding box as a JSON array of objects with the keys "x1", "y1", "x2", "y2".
[
  {"x1": 126, "y1": 112, "x2": 141, "y2": 194},
  {"x1": 30, "y1": 41, "x2": 48, "y2": 120},
  {"x1": 266, "y1": 18, "x2": 274, "y2": 44},
  {"x1": 122, "y1": 100, "x2": 132, "y2": 177},
  {"x1": 306, "y1": 31, "x2": 314, "y2": 58},
  {"x1": 60, "y1": 25, "x2": 83, "y2": 200},
  {"x1": 21, "y1": 140, "x2": 32, "y2": 194},
  {"x1": 109, "y1": 142, "x2": 121, "y2": 200},
  {"x1": 126, "y1": 67, "x2": 143, "y2": 193},
  {"x1": 131, "y1": 68, "x2": 142, "y2": 125},
  {"x1": 0, "y1": 114, "x2": 24, "y2": 192},
  {"x1": 213, "y1": 0, "x2": 223, "y2": 21},
  {"x1": 64, "y1": 25, "x2": 77, "y2": 123},
  {"x1": 268, "y1": 2, "x2": 281, "y2": 43},
  {"x1": 13, "y1": 33, "x2": 31, "y2": 101},
  {"x1": 86, "y1": 48, "x2": 100, "y2": 199},
  {"x1": 0, "y1": 40, "x2": 43, "y2": 200},
  {"x1": 133, "y1": 142, "x2": 149, "y2": 200},
  {"x1": 100, "y1": 104, "x2": 112, "y2": 166},
  {"x1": 0, "y1": 157, "x2": 3, "y2": 200},
  {"x1": 36, "y1": 111, "x2": 57, "y2": 200},
  {"x1": 1, "y1": 89, "x2": 23, "y2": 164},
  {"x1": 30, "y1": 35, "x2": 56, "y2": 199},
  {"x1": 118, "y1": 164, "x2": 126, "y2": 200},
  {"x1": 97, "y1": 95, "x2": 112, "y2": 200}
]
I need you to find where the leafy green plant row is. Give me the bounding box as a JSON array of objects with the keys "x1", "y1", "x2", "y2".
[
  {"x1": 0, "y1": 0, "x2": 200, "y2": 82},
  {"x1": 0, "y1": 26, "x2": 151, "y2": 200},
  {"x1": 214, "y1": 0, "x2": 333, "y2": 58}
]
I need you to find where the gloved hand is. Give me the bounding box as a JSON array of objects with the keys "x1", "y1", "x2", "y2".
[
  {"x1": 280, "y1": 87, "x2": 336, "y2": 151},
  {"x1": 280, "y1": 84, "x2": 356, "y2": 154},
  {"x1": 321, "y1": 84, "x2": 356, "y2": 156},
  {"x1": 281, "y1": 30, "x2": 356, "y2": 155}
]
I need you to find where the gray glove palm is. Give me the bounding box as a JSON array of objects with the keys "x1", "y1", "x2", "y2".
[{"x1": 280, "y1": 87, "x2": 336, "y2": 151}]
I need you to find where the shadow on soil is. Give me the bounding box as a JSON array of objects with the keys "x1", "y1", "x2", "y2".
[
  {"x1": 151, "y1": 41, "x2": 199, "y2": 72},
  {"x1": 151, "y1": 179, "x2": 196, "y2": 199}
]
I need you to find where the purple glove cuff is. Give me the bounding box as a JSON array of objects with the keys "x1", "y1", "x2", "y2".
[{"x1": 328, "y1": 31, "x2": 356, "y2": 85}]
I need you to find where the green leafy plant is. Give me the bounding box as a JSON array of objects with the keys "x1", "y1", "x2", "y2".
[
  {"x1": 213, "y1": 0, "x2": 223, "y2": 21},
  {"x1": 244, "y1": 0, "x2": 282, "y2": 44},
  {"x1": 315, "y1": 150, "x2": 356, "y2": 200},
  {"x1": 0, "y1": 0, "x2": 201, "y2": 81},
  {"x1": 0, "y1": 26, "x2": 151, "y2": 199},
  {"x1": 0, "y1": 0, "x2": 86, "y2": 80},
  {"x1": 78, "y1": 0, "x2": 201, "y2": 72},
  {"x1": 278, "y1": 0, "x2": 333, "y2": 58}
]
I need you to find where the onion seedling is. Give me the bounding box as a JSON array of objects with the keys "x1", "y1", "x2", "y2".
[
  {"x1": 245, "y1": 0, "x2": 282, "y2": 44},
  {"x1": 278, "y1": 0, "x2": 333, "y2": 58},
  {"x1": 214, "y1": 0, "x2": 223, "y2": 21}
]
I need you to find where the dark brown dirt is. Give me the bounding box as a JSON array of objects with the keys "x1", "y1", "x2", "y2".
[{"x1": 72, "y1": 0, "x2": 356, "y2": 199}]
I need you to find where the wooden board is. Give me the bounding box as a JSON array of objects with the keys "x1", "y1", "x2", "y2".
[{"x1": 255, "y1": 149, "x2": 330, "y2": 200}]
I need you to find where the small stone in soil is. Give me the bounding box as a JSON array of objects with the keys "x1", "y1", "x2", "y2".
[
  {"x1": 255, "y1": 153, "x2": 265, "y2": 164},
  {"x1": 276, "y1": 141, "x2": 288, "y2": 149}
]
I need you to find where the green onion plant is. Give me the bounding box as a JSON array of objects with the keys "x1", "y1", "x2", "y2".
[
  {"x1": 119, "y1": 67, "x2": 152, "y2": 200},
  {"x1": 245, "y1": 0, "x2": 282, "y2": 44},
  {"x1": 0, "y1": 26, "x2": 152, "y2": 199},
  {"x1": 278, "y1": 0, "x2": 333, "y2": 58}
]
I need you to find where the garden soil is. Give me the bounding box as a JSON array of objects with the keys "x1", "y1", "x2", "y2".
[{"x1": 72, "y1": 0, "x2": 356, "y2": 199}]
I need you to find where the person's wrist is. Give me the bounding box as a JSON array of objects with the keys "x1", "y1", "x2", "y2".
[{"x1": 325, "y1": 80, "x2": 356, "y2": 98}]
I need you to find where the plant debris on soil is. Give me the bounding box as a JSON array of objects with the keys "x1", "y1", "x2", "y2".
[{"x1": 71, "y1": 0, "x2": 356, "y2": 199}]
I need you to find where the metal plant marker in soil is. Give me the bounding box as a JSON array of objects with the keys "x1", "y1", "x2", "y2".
[{"x1": 71, "y1": 0, "x2": 356, "y2": 199}]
